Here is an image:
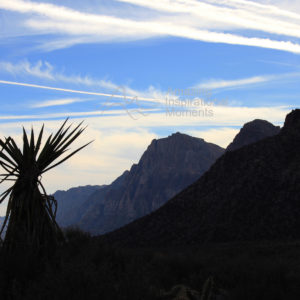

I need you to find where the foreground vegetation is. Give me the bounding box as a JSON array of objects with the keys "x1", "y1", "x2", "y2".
[
  {"x1": 1, "y1": 117, "x2": 299, "y2": 299},
  {"x1": 1, "y1": 228, "x2": 300, "y2": 300},
  {"x1": 0, "y1": 119, "x2": 91, "y2": 258}
]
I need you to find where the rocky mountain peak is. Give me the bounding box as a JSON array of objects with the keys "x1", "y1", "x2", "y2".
[
  {"x1": 226, "y1": 119, "x2": 280, "y2": 151},
  {"x1": 76, "y1": 132, "x2": 224, "y2": 235},
  {"x1": 283, "y1": 109, "x2": 300, "y2": 131}
]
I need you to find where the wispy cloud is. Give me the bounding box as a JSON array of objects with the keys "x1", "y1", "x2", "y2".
[
  {"x1": 194, "y1": 72, "x2": 300, "y2": 90},
  {"x1": 31, "y1": 98, "x2": 83, "y2": 108},
  {"x1": 0, "y1": 60, "x2": 114, "y2": 88},
  {"x1": 0, "y1": 60, "x2": 168, "y2": 104},
  {"x1": 0, "y1": 79, "x2": 167, "y2": 105},
  {"x1": 118, "y1": 0, "x2": 300, "y2": 38},
  {"x1": 2, "y1": 60, "x2": 300, "y2": 103},
  {"x1": 0, "y1": 108, "x2": 159, "y2": 121},
  {"x1": 211, "y1": 0, "x2": 300, "y2": 21},
  {"x1": 195, "y1": 76, "x2": 271, "y2": 90},
  {"x1": 1, "y1": 0, "x2": 300, "y2": 53},
  {"x1": 0, "y1": 103, "x2": 291, "y2": 126}
]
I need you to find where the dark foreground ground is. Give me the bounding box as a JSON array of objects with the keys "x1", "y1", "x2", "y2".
[{"x1": 1, "y1": 229, "x2": 300, "y2": 300}]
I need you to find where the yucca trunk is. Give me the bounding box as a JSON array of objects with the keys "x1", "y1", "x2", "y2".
[{"x1": 4, "y1": 180, "x2": 62, "y2": 253}]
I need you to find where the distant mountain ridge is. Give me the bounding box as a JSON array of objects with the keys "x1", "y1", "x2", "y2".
[
  {"x1": 102, "y1": 109, "x2": 300, "y2": 247},
  {"x1": 77, "y1": 132, "x2": 225, "y2": 235},
  {"x1": 54, "y1": 185, "x2": 104, "y2": 227}
]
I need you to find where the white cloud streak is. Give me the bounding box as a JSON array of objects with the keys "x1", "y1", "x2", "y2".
[
  {"x1": 0, "y1": 0, "x2": 300, "y2": 53},
  {"x1": 2, "y1": 59, "x2": 300, "y2": 97},
  {"x1": 194, "y1": 72, "x2": 300, "y2": 90},
  {"x1": 211, "y1": 0, "x2": 300, "y2": 21},
  {"x1": 0, "y1": 60, "x2": 117, "y2": 88},
  {"x1": 0, "y1": 60, "x2": 169, "y2": 104},
  {"x1": 118, "y1": 0, "x2": 300, "y2": 38},
  {"x1": 0, "y1": 79, "x2": 166, "y2": 104},
  {"x1": 195, "y1": 75, "x2": 271, "y2": 90},
  {"x1": 31, "y1": 98, "x2": 83, "y2": 108}
]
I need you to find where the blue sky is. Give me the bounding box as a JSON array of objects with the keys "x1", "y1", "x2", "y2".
[{"x1": 0, "y1": 0, "x2": 300, "y2": 214}]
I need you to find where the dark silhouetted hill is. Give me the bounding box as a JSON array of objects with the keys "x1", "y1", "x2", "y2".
[
  {"x1": 102, "y1": 109, "x2": 300, "y2": 247},
  {"x1": 226, "y1": 119, "x2": 280, "y2": 151}
]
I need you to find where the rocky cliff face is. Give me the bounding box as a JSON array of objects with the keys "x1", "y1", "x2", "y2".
[
  {"x1": 78, "y1": 133, "x2": 225, "y2": 235},
  {"x1": 54, "y1": 185, "x2": 103, "y2": 227},
  {"x1": 103, "y1": 110, "x2": 300, "y2": 247},
  {"x1": 226, "y1": 119, "x2": 280, "y2": 151}
]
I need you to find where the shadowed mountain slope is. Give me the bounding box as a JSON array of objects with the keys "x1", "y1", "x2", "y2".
[
  {"x1": 78, "y1": 133, "x2": 225, "y2": 235},
  {"x1": 102, "y1": 110, "x2": 300, "y2": 247},
  {"x1": 54, "y1": 185, "x2": 104, "y2": 227}
]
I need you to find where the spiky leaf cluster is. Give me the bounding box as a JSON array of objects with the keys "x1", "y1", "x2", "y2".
[{"x1": 0, "y1": 119, "x2": 91, "y2": 253}]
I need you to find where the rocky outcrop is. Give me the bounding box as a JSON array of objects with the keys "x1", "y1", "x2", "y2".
[{"x1": 226, "y1": 119, "x2": 280, "y2": 151}]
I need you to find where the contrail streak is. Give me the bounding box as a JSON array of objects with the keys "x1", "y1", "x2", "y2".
[{"x1": 0, "y1": 79, "x2": 165, "y2": 103}]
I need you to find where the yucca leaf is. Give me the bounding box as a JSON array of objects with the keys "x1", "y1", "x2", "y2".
[
  {"x1": 0, "y1": 186, "x2": 13, "y2": 203},
  {"x1": 22, "y1": 127, "x2": 30, "y2": 164},
  {"x1": 0, "y1": 150, "x2": 19, "y2": 169},
  {"x1": 0, "y1": 139, "x2": 20, "y2": 166},
  {"x1": 2, "y1": 141, "x2": 22, "y2": 166},
  {"x1": 40, "y1": 129, "x2": 86, "y2": 170},
  {"x1": 0, "y1": 190, "x2": 13, "y2": 235},
  {"x1": 51, "y1": 122, "x2": 73, "y2": 150},
  {"x1": 0, "y1": 161, "x2": 18, "y2": 174},
  {"x1": 8, "y1": 138, "x2": 23, "y2": 162},
  {"x1": 30, "y1": 127, "x2": 35, "y2": 157},
  {"x1": 36, "y1": 133, "x2": 53, "y2": 167},
  {"x1": 34, "y1": 124, "x2": 44, "y2": 157},
  {"x1": 37, "y1": 123, "x2": 85, "y2": 170},
  {"x1": 55, "y1": 125, "x2": 86, "y2": 155},
  {"x1": 49, "y1": 118, "x2": 69, "y2": 145},
  {"x1": 0, "y1": 136, "x2": 11, "y2": 152},
  {"x1": 53, "y1": 121, "x2": 83, "y2": 152},
  {"x1": 43, "y1": 140, "x2": 93, "y2": 173}
]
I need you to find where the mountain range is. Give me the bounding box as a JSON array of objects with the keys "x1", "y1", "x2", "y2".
[
  {"x1": 102, "y1": 110, "x2": 299, "y2": 247},
  {"x1": 55, "y1": 118, "x2": 281, "y2": 236},
  {"x1": 75, "y1": 133, "x2": 224, "y2": 234},
  {"x1": 54, "y1": 185, "x2": 104, "y2": 227}
]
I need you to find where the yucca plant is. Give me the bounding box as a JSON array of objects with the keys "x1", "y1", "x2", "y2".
[{"x1": 0, "y1": 119, "x2": 91, "y2": 255}]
